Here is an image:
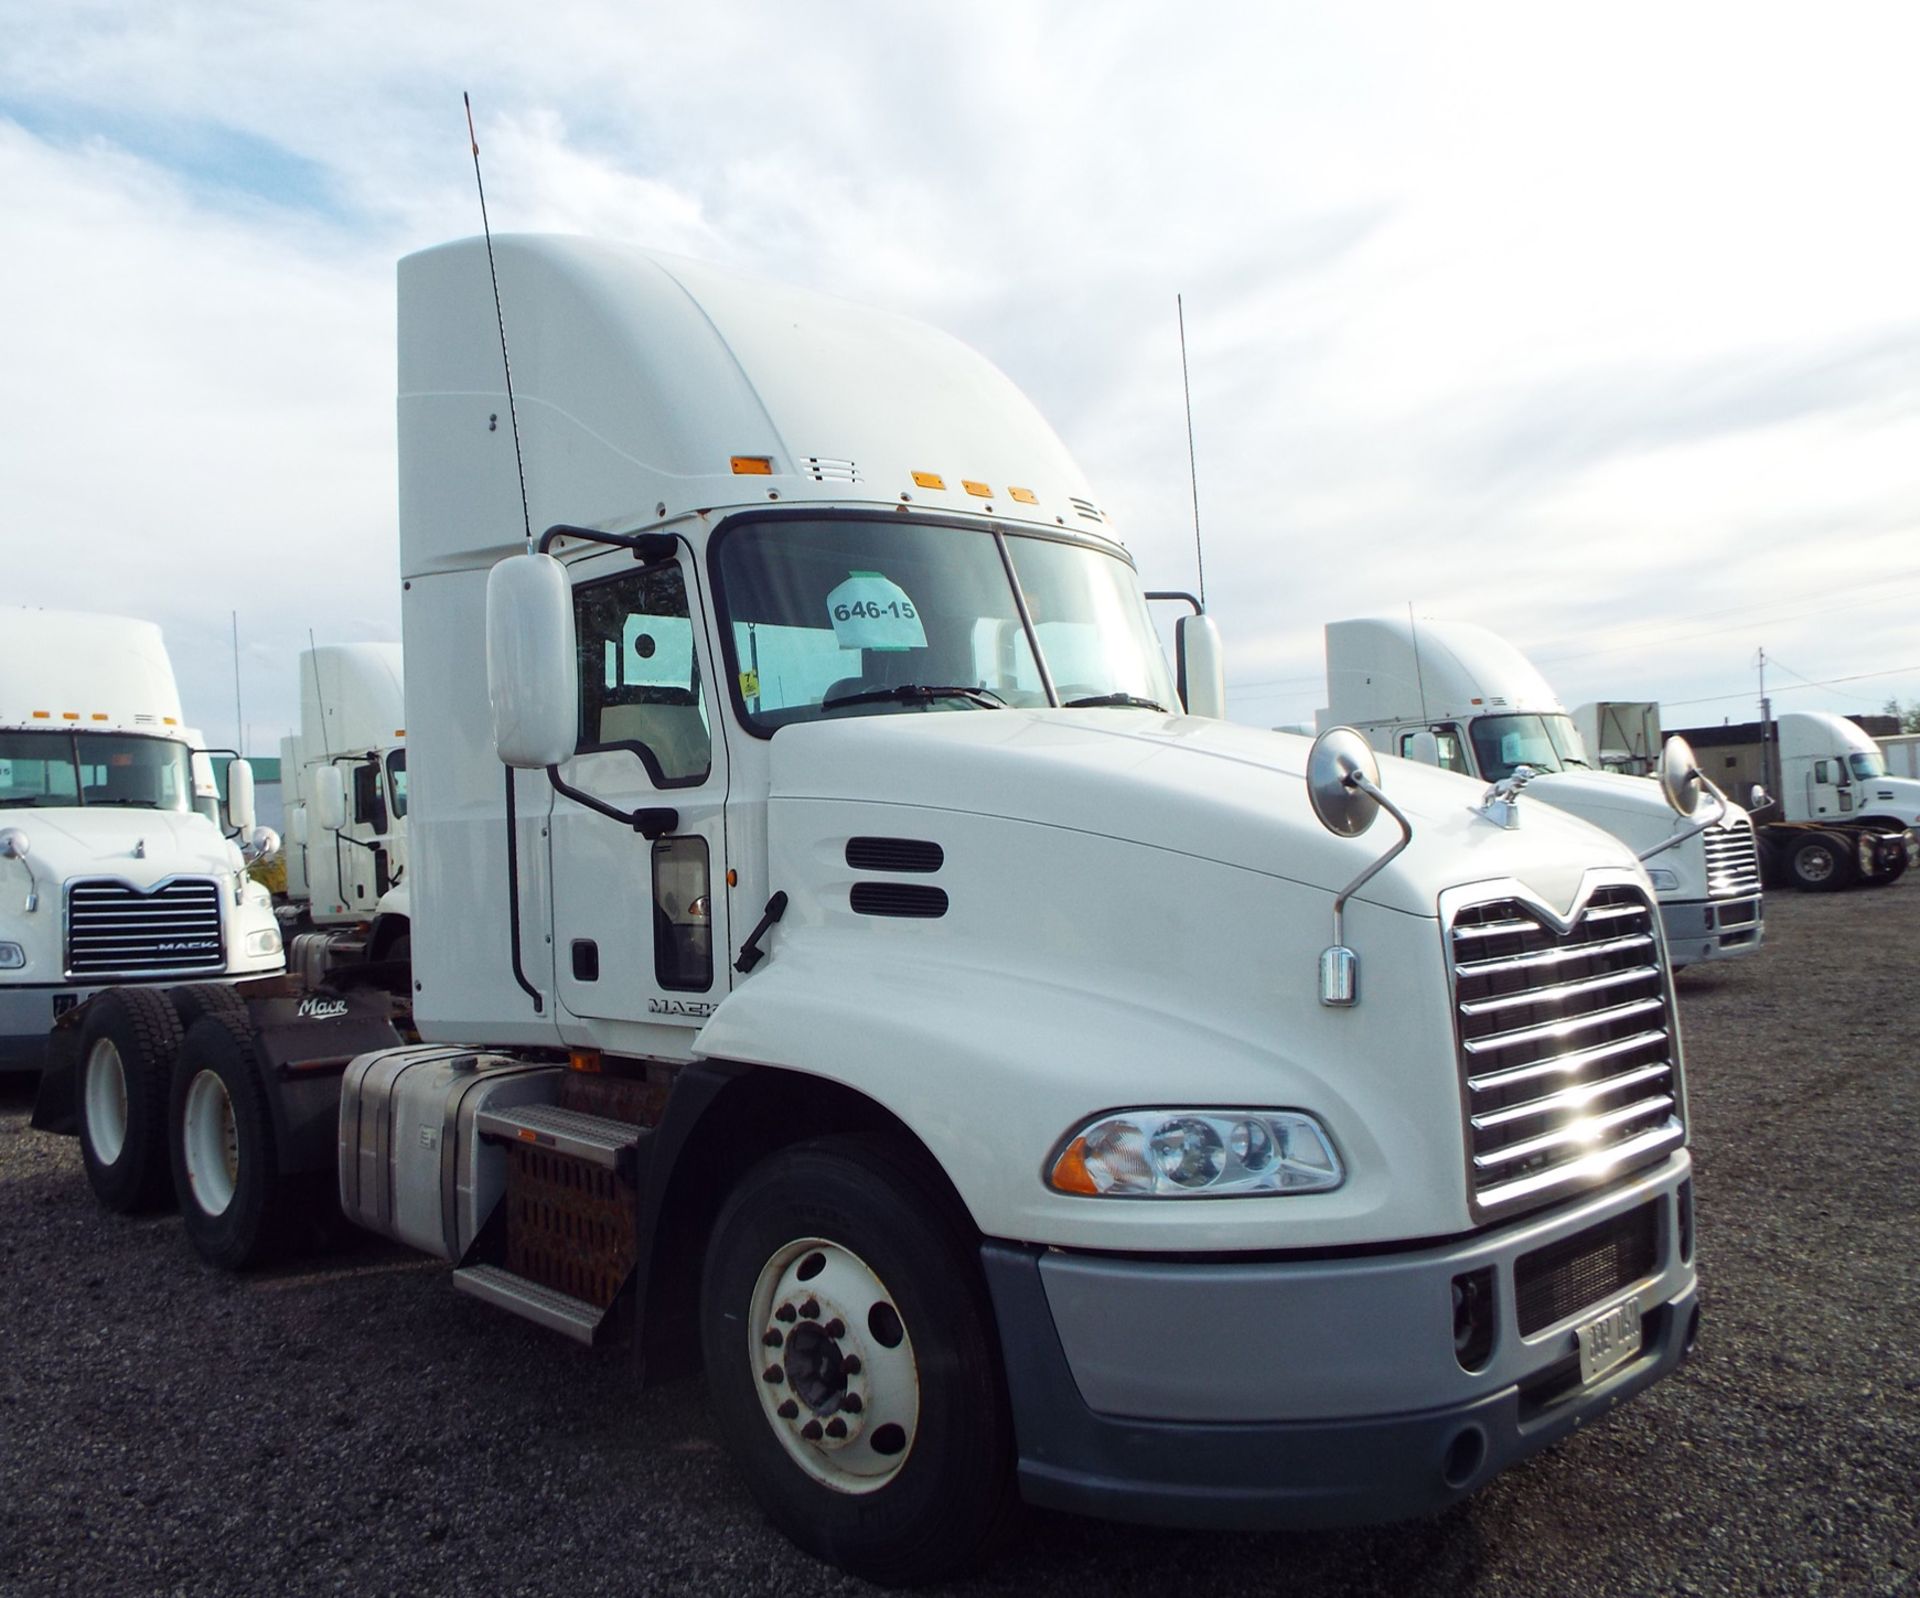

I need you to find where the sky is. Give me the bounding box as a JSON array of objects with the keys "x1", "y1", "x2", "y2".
[{"x1": 3, "y1": 0, "x2": 1917, "y2": 753}]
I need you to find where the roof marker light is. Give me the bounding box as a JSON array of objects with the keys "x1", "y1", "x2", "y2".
[
  {"x1": 962, "y1": 479, "x2": 992, "y2": 498},
  {"x1": 91, "y1": 713, "x2": 109, "y2": 721},
  {"x1": 61, "y1": 712, "x2": 79, "y2": 721},
  {"x1": 1008, "y1": 486, "x2": 1037, "y2": 504},
  {"x1": 731, "y1": 456, "x2": 774, "y2": 476},
  {"x1": 911, "y1": 471, "x2": 946, "y2": 490},
  {"x1": 31, "y1": 711, "x2": 49, "y2": 719}
]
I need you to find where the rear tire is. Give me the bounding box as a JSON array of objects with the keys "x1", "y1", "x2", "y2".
[
  {"x1": 169, "y1": 982, "x2": 247, "y2": 1034},
  {"x1": 700, "y1": 1136, "x2": 1015, "y2": 1586},
  {"x1": 168, "y1": 1012, "x2": 296, "y2": 1269},
  {"x1": 1788, "y1": 835, "x2": 1855, "y2": 892},
  {"x1": 76, "y1": 988, "x2": 183, "y2": 1213}
]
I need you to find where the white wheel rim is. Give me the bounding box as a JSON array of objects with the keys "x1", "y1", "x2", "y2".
[
  {"x1": 181, "y1": 1069, "x2": 239, "y2": 1217},
  {"x1": 748, "y1": 1237, "x2": 920, "y2": 1494},
  {"x1": 83, "y1": 1038, "x2": 129, "y2": 1165}
]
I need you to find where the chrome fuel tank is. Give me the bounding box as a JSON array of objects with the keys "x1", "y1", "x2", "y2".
[{"x1": 339, "y1": 1046, "x2": 560, "y2": 1260}]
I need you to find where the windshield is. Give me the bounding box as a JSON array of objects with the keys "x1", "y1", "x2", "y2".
[
  {"x1": 1469, "y1": 714, "x2": 1592, "y2": 780},
  {"x1": 0, "y1": 730, "x2": 194, "y2": 812},
  {"x1": 713, "y1": 515, "x2": 1176, "y2": 733},
  {"x1": 386, "y1": 748, "x2": 408, "y2": 819},
  {"x1": 1847, "y1": 751, "x2": 1887, "y2": 781}
]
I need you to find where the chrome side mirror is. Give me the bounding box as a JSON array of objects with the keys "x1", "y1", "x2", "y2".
[
  {"x1": 0, "y1": 828, "x2": 28, "y2": 861},
  {"x1": 242, "y1": 826, "x2": 281, "y2": 864},
  {"x1": 1306, "y1": 728, "x2": 1414, "y2": 1007},
  {"x1": 1657, "y1": 736, "x2": 1703, "y2": 817}
]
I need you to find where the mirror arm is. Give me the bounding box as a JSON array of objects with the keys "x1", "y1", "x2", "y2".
[
  {"x1": 1638, "y1": 775, "x2": 1730, "y2": 862},
  {"x1": 545, "y1": 766, "x2": 679, "y2": 839},
  {"x1": 1145, "y1": 590, "x2": 1203, "y2": 615},
  {"x1": 1330, "y1": 774, "x2": 1415, "y2": 947},
  {"x1": 538, "y1": 523, "x2": 683, "y2": 563}
]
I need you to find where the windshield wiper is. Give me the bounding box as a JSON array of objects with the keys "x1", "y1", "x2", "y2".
[
  {"x1": 1063, "y1": 692, "x2": 1168, "y2": 711},
  {"x1": 821, "y1": 684, "x2": 1008, "y2": 712}
]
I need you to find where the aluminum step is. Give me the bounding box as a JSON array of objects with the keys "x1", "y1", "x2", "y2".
[
  {"x1": 452, "y1": 1264, "x2": 603, "y2": 1345},
  {"x1": 473, "y1": 1102, "x2": 647, "y2": 1170}
]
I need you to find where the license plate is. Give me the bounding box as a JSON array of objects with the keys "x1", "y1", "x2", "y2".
[{"x1": 1576, "y1": 1294, "x2": 1642, "y2": 1385}]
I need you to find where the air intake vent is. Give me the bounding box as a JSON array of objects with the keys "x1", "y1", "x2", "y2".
[
  {"x1": 66, "y1": 877, "x2": 225, "y2": 977},
  {"x1": 805, "y1": 457, "x2": 860, "y2": 483},
  {"x1": 1513, "y1": 1201, "x2": 1660, "y2": 1335},
  {"x1": 1702, "y1": 818, "x2": 1762, "y2": 898},
  {"x1": 1448, "y1": 884, "x2": 1682, "y2": 1219},
  {"x1": 850, "y1": 882, "x2": 948, "y2": 919},
  {"x1": 1067, "y1": 496, "x2": 1106, "y2": 524},
  {"x1": 845, "y1": 837, "x2": 944, "y2": 873}
]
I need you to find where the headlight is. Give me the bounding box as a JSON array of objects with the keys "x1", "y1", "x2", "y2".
[
  {"x1": 1858, "y1": 835, "x2": 1876, "y2": 871},
  {"x1": 1645, "y1": 867, "x2": 1680, "y2": 892},
  {"x1": 1048, "y1": 1109, "x2": 1343, "y2": 1197},
  {"x1": 0, "y1": 942, "x2": 25, "y2": 970},
  {"x1": 245, "y1": 928, "x2": 282, "y2": 957}
]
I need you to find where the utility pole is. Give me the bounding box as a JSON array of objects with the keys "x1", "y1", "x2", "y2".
[
  {"x1": 1756, "y1": 646, "x2": 1775, "y2": 801},
  {"x1": 231, "y1": 611, "x2": 245, "y2": 758}
]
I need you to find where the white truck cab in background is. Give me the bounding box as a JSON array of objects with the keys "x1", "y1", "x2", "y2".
[
  {"x1": 1666, "y1": 710, "x2": 1919, "y2": 890},
  {"x1": 0, "y1": 610, "x2": 284, "y2": 1066},
  {"x1": 277, "y1": 644, "x2": 410, "y2": 970},
  {"x1": 1319, "y1": 617, "x2": 1765, "y2": 966}
]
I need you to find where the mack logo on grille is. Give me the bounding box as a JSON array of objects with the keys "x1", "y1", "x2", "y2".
[{"x1": 1448, "y1": 884, "x2": 1684, "y2": 1218}]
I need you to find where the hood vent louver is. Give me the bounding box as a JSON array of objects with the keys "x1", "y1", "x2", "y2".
[
  {"x1": 845, "y1": 837, "x2": 944, "y2": 873},
  {"x1": 805, "y1": 456, "x2": 860, "y2": 484},
  {"x1": 1068, "y1": 496, "x2": 1106, "y2": 524},
  {"x1": 850, "y1": 882, "x2": 948, "y2": 919}
]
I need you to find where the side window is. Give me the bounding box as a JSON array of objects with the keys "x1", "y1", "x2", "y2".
[
  {"x1": 575, "y1": 563, "x2": 712, "y2": 786},
  {"x1": 352, "y1": 759, "x2": 388, "y2": 831},
  {"x1": 1812, "y1": 759, "x2": 1830, "y2": 785}
]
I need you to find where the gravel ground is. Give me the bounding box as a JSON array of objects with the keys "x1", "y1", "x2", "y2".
[{"x1": 3, "y1": 887, "x2": 1916, "y2": 1597}]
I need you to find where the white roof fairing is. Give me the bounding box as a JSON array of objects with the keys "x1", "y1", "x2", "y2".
[
  {"x1": 398, "y1": 236, "x2": 1102, "y2": 578},
  {"x1": 1321, "y1": 616, "x2": 1566, "y2": 730}
]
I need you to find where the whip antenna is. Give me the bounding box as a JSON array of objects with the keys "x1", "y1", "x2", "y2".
[
  {"x1": 464, "y1": 92, "x2": 533, "y2": 553},
  {"x1": 1177, "y1": 293, "x2": 1207, "y2": 610}
]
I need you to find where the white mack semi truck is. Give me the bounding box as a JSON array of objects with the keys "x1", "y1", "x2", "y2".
[
  {"x1": 277, "y1": 643, "x2": 411, "y2": 972},
  {"x1": 1664, "y1": 710, "x2": 1918, "y2": 890},
  {"x1": 0, "y1": 609, "x2": 284, "y2": 1073},
  {"x1": 1318, "y1": 617, "x2": 1765, "y2": 968},
  {"x1": 37, "y1": 239, "x2": 1703, "y2": 1584}
]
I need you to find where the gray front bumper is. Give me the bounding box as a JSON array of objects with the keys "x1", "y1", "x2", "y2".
[
  {"x1": 983, "y1": 1154, "x2": 1696, "y2": 1528},
  {"x1": 0, "y1": 984, "x2": 95, "y2": 1068},
  {"x1": 1660, "y1": 894, "x2": 1763, "y2": 965}
]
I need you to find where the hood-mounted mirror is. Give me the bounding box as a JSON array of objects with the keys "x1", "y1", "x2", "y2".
[
  {"x1": 1658, "y1": 735, "x2": 1703, "y2": 817},
  {"x1": 1306, "y1": 727, "x2": 1414, "y2": 1007}
]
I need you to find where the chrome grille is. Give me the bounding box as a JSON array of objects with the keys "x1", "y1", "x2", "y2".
[
  {"x1": 66, "y1": 877, "x2": 225, "y2": 977},
  {"x1": 1450, "y1": 885, "x2": 1683, "y2": 1218},
  {"x1": 1702, "y1": 818, "x2": 1762, "y2": 898}
]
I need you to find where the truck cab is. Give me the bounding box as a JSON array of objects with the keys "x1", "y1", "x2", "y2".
[
  {"x1": 1318, "y1": 617, "x2": 1764, "y2": 967},
  {"x1": 0, "y1": 610, "x2": 284, "y2": 1066},
  {"x1": 1777, "y1": 710, "x2": 1920, "y2": 831}
]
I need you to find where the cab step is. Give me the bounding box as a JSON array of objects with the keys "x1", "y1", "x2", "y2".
[
  {"x1": 474, "y1": 1102, "x2": 647, "y2": 1171},
  {"x1": 451, "y1": 1264, "x2": 603, "y2": 1344}
]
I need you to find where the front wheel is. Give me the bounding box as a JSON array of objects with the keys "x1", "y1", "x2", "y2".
[
  {"x1": 700, "y1": 1137, "x2": 1015, "y2": 1586},
  {"x1": 76, "y1": 987, "x2": 184, "y2": 1213}
]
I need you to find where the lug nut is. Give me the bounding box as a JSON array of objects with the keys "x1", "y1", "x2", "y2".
[
  {"x1": 776, "y1": 1400, "x2": 798, "y2": 1420},
  {"x1": 842, "y1": 1355, "x2": 862, "y2": 1375},
  {"x1": 762, "y1": 1328, "x2": 783, "y2": 1348},
  {"x1": 840, "y1": 1393, "x2": 863, "y2": 1414},
  {"x1": 825, "y1": 1418, "x2": 848, "y2": 1439},
  {"x1": 823, "y1": 1318, "x2": 846, "y2": 1339},
  {"x1": 762, "y1": 1365, "x2": 784, "y2": 1384},
  {"x1": 799, "y1": 1299, "x2": 820, "y2": 1319},
  {"x1": 775, "y1": 1304, "x2": 796, "y2": 1324},
  {"x1": 801, "y1": 1420, "x2": 823, "y2": 1441}
]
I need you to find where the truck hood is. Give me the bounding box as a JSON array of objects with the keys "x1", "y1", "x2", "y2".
[
  {"x1": 0, "y1": 808, "x2": 241, "y2": 886},
  {"x1": 1857, "y1": 775, "x2": 1920, "y2": 825},
  {"x1": 1523, "y1": 768, "x2": 1748, "y2": 848},
  {"x1": 767, "y1": 709, "x2": 1645, "y2": 919}
]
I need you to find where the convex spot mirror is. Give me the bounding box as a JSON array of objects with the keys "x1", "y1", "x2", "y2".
[
  {"x1": 243, "y1": 825, "x2": 280, "y2": 863},
  {"x1": 226, "y1": 759, "x2": 257, "y2": 833},
  {"x1": 312, "y1": 765, "x2": 348, "y2": 833},
  {"x1": 1657, "y1": 735, "x2": 1704, "y2": 818},
  {"x1": 0, "y1": 827, "x2": 28, "y2": 860},
  {"x1": 1403, "y1": 730, "x2": 1441, "y2": 767},
  {"x1": 1175, "y1": 613, "x2": 1225, "y2": 718},
  {"x1": 487, "y1": 553, "x2": 579, "y2": 769},
  {"x1": 1308, "y1": 726, "x2": 1383, "y2": 837}
]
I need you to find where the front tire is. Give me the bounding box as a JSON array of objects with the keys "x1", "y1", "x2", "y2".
[
  {"x1": 168, "y1": 1012, "x2": 294, "y2": 1269},
  {"x1": 700, "y1": 1137, "x2": 1015, "y2": 1586},
  {"x1": 76, "y1": 987, "x2": 184, "y2": 1213},
  {"x1": 1789, "y1": 835, "x2": 1855, "y2": 891}
]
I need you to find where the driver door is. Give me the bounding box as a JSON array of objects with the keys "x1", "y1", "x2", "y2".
[{"x1": 549, "y1": 549, "x2": 730, "y2": 1031}]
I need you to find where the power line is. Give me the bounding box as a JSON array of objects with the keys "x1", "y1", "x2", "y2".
[{"x1": 1662, "y1": 662, "x2": 1920, "y2": 711}]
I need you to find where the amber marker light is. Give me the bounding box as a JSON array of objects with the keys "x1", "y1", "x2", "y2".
[
  {"x1": 911, "y1": 470, "x2": 946, "y2": 489},
  {"x1": 962, "y1": 480, "x2": 992, "y2": 498},
  {"x1": 1050, "y1": 1135, "x2": 1099, "y2": 1195},
  {"x1": 730, "y1": 455, "x2": 774, "y2": 475},
  {"x1": 569, "y1": 1046, "x2": 604, "y2": 1073},
  {"x1": 1008, "y1": 486, "x2": 1037, "y2": 504}
]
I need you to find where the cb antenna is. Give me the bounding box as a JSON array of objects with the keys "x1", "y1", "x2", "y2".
[
  {"x1": 464, "y1": 92, "x2": 533, "y2": 553},
  {"x1": 1176, "y1": 293, "x2": 1207, "y2": 610}
]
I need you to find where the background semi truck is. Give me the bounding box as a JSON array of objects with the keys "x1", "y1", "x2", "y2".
[
  {"x1": 0, "y1": 609, "x2": 285, "y2": 1067},
  {"x1": 1665, "y1": 710, "x2": 1918, "y2": 890},
  {"x1": 1318, "y1": 617, "x2": 1765, "y2": 966},
  {"x1": 1573, "y1": 701, "x2": 1661, "y2": 776},
  {"x1": 35, "y1": 238, "x2": 1700, "y2": 1583},
  {"x1": 277, "y1": 644, "x2": 410, "y2": 972}
]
